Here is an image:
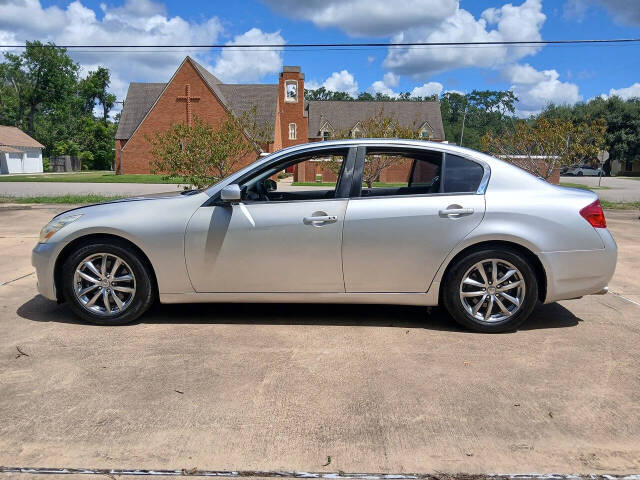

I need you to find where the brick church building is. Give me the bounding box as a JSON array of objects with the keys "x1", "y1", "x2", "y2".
[{"x1": 115, "y1": 56, "x2": 445, "y2": 180}]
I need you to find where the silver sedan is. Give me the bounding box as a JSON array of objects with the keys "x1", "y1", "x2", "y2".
[{"x1": 32, "y1": 139, "x2": 617, "y2": 332}]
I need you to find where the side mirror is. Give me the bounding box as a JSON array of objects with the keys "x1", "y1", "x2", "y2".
[
  {"x1": 220, "y1": 184, "x2": 241, "y2": 202},
  {"x1": 264, "y1": 178, "x2": 277, "y2": 192}
]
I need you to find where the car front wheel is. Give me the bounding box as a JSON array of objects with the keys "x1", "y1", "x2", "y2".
[
  {"x1": 442, "y1": 248, "x2": 538, "y2": 333},
  {"x1": 62, "y1": 241, "x2": 155, "y2": 325}
]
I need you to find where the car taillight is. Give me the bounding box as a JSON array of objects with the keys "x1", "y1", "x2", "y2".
[{"x1": 580, "y1": 199, "x2": 607, "y2": 228}]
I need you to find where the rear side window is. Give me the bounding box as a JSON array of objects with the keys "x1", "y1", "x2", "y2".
[
  {"x1": 443, "y1": 154, "x2": 484, "y2": 193},
  {"x1": 358, "y1": 150, "x2": 442, "y2": 198}
]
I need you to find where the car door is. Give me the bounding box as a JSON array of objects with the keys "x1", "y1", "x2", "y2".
[
  {"x1": 342, "y1": 145, "x2": 487, "y2": 293},
  {"x1": 184, "y1": 146, "x2": 356, "y2": 293}
]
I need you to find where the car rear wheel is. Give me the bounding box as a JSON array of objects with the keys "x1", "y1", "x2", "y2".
[
  {"x1": 62, "y1": 242, "x2": 155, "y2": 325},
  {"x1": 442, "y1": 248, "x2": 538, "y2": 333}
]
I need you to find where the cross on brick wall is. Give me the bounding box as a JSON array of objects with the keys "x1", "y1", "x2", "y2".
[{"x1": 176, "y1": 84, "x2": 200, "y2": 126}]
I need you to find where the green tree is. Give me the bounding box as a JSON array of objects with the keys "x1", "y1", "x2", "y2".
[
  {"x1": 305, "y1": 87, "x2": 355, "y2": 101},
  {"x1": 328, "y1": 108, "x2": 423, "y2": 187},
  {"x1": 541, "y1": 96, "x2": 640, "y2": 171},
  {"x1": 148, "y1": 110, "x2": 272, "y2": 189},
  {"x1": 482, "y1": 117, "x2": 607, "y2": 180},
  {"x1": 80, "y1": 66, "x2": 116, "y2": 123},
  {"x1": 0, "y1": 41, "x2": 79, "y2": 135},
  {"x1": 0, "y1": 41, "x2": 119, "y2": 169},
  {"x1": 439, "y1": 90, "x2": 518, "y2": 150}
]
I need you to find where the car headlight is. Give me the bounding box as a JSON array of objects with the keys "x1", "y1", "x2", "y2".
[{"x1": 39, "y1": 214, "x2": 83, "y2": 243}]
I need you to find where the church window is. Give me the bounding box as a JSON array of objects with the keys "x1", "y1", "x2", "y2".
[
  {"x1": 289, "y1": 123, "x2": 297, "y2": 140},
  {"x1": 285, "y1": 80, "x2": 298, "y2": 103}
]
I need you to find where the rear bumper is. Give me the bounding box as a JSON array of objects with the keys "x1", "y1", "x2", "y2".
[
  {"x1": 539, "y1": 228, "x2": 617, "y2": 303},
  {"x1": 31, "y1": 242, "x2": 59, "y2": 301}
]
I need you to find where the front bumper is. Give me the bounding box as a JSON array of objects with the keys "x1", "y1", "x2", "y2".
[{"x1": 31, "y1": 242, "x2": 60, "y2": 301}]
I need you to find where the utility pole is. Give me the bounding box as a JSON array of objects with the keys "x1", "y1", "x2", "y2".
[{"x1": 459, "y1": 107, "x2": 467, "y2": 147}]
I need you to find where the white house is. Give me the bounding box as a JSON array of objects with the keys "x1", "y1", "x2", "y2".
[{"x1": 0, "y1": 126, "x2": 44, "y2": 174}]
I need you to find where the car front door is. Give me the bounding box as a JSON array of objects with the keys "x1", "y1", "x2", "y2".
[
  {"x1": 342, "y1": 145, "x2": 487, "y2": 293},
  {"x1": 184, "y1": 147, "x2": 356, "y2": 293}
]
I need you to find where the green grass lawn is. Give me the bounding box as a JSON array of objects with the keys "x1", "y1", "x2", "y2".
[
  {"x1": 559, "y1": 182, "x2": 610, "y2": 190},
  {"x1": 601, "y1": 201, "x2": 640, "y2": 210},
  {"x1": 0, "y1": 194, "x2": 127, "y2": 204},
  {"x1": 0, "y1": 171, "x2": 184, "y2": 184}
]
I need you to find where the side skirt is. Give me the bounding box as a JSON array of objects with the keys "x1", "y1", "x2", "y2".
[{"x1": 160, "y1": 290, "x2": 440, "y2": 307}]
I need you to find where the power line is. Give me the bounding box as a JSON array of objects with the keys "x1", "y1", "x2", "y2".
[{"x1": 2, "y1": 38, "x2": 640, "y2": 50}]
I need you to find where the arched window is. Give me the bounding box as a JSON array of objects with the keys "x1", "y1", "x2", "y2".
[{"x1": 289, "y1": 123, "x2": 297, "y2": 140}]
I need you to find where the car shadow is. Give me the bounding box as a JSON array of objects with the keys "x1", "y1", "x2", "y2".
[{"x1": 18, "y1": 295, "x2": 581, "y2": 332}]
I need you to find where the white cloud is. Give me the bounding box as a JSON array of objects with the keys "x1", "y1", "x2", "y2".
[
  {"x1": 411, "y1": 82, "x2": 443, "y2": 98},
  {"x1": 504, "y1": 63, "x2": 582, "y2": 116},
  {"x1": 307, "y1": 70, "x2": 359, "y2": 95},
  {"x1": 565, "y1": 0, "x2": 640, "y2": 25},
  {"x1": 384, "y1": 0, "x2": 545, "y2": 79},
  {"x1": 259, "y1": 0, "x2": 458, "y2": 37},
  {"x1": 368, "y1": 72, "x2": 401, "y2": 97},
  {"x1": 0, "y1": 0, "x2": 282, "y2": 107},
  {"x1": 603, "y1": 83, "x2": 640, "y2": 100},
  {"x1": 382, "y1": 72, "x2": 399, "y2": 87},
  {"x1": 368, "y1": 82, "x2": 397, "y2": 97},
  {"x1": 211, "y1": 28, "x2": 284, "y2": 83}
]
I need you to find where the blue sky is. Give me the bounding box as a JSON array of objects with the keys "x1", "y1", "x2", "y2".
[{"x1": 1, "y1": 0, "x2": 639, "y2": 115}]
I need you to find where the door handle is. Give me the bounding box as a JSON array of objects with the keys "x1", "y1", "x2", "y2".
[
  {"x1": 439, "y1": 208, "x2": 474, "y2": 217},
  {"x1": 303, "y1": 215, "x2": 337, "y2": 225}
]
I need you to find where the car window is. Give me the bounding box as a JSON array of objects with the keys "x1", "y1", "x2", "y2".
[
  {"x1": 442, "y1": 154, "x2": 485, "y2": 193},
  {"x1": 358, "y1": 150, "x2": 442, "y2": 198},
  {"x1": 239, "y1": 149, "x2": 349, "y2": 202}
]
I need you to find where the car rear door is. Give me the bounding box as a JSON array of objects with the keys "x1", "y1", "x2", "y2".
[{"x1": 342, "y1": 145, "x2": 487, "y2": 293}]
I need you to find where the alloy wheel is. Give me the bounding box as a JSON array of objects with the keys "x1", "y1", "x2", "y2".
[
  {"x1": 73, "y1": 253, "x2": 136, "y2": 317},
  {"x1": 459, "y1": 259, "x2": 526, "y2": 324}
]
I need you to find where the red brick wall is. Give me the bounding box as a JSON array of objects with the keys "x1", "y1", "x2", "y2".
[
  {"x1": 298, "y1": 161, "x2": 339, "y2": 183},
  {"x1": 504, "y1": 159, "x2": 561, "y2": 184},
  {"x1": 296, "y1": 158, "x2": 415, "y2": 184},
  {"x1": 277, "y1": 68, "x2": 308, "y2": 151},
  {"x1": 120, "y1": 59, "x2": 258, "y2": 174},
  {"x1": 379, "y1": 159, "x2": 412, "y2": 183}
]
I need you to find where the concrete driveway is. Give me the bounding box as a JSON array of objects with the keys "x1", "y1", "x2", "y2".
[
  {"x1": 560, "y1": 176, "x2": 640, "y2": 202},
  {"x1": 0, "y1": 205, "x2": 639, "y2": 475}
]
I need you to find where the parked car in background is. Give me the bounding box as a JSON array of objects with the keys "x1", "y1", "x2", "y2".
[
  {"x1": 565, "y1": 164, "x2": 604, "y2": 176},
  {"x1": 32, "y1": 139, "x2": 617, "y2": 332}
]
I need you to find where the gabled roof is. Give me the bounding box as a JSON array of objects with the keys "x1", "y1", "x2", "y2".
[
  {"x1": 115, "y1": 83, "x2": 166, "y2": 140},
  {"x1": 189, "y1": 57, "x2": 227, "y2": 106},
  {"x1": 0, "y1": 126, "x2": 44, "y2": 148},
  {"x1": 218, "y1": 84, "x2": 278, "y2": 134},
  {"x1": 0, "y1": 145, "x2": 23, "y2": 153},
  {"x1": 306, "y1": 101, "x2": 445, "y2": 140},
  {"x1": 116, "y1": 57, "x2": 277, "y2": 141}
]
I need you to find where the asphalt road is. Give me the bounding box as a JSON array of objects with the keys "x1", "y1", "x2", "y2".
[
  {"x1": 0, "y1": 205, "x2": 639, "y2": 475},
  {"x1": 560, "y1": 176, "x2": 640, "y2": 202}
]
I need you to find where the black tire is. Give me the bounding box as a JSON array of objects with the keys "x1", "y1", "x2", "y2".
[
  {"x1": 62, "y1": 241, "x2": 155, "y2": 325},
  {"x1": 577, "y1": 171, "x2": 584, "y2": 176},
  {"x1": 442, "y1": 248, "x2": 538, "y2": 333}
]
